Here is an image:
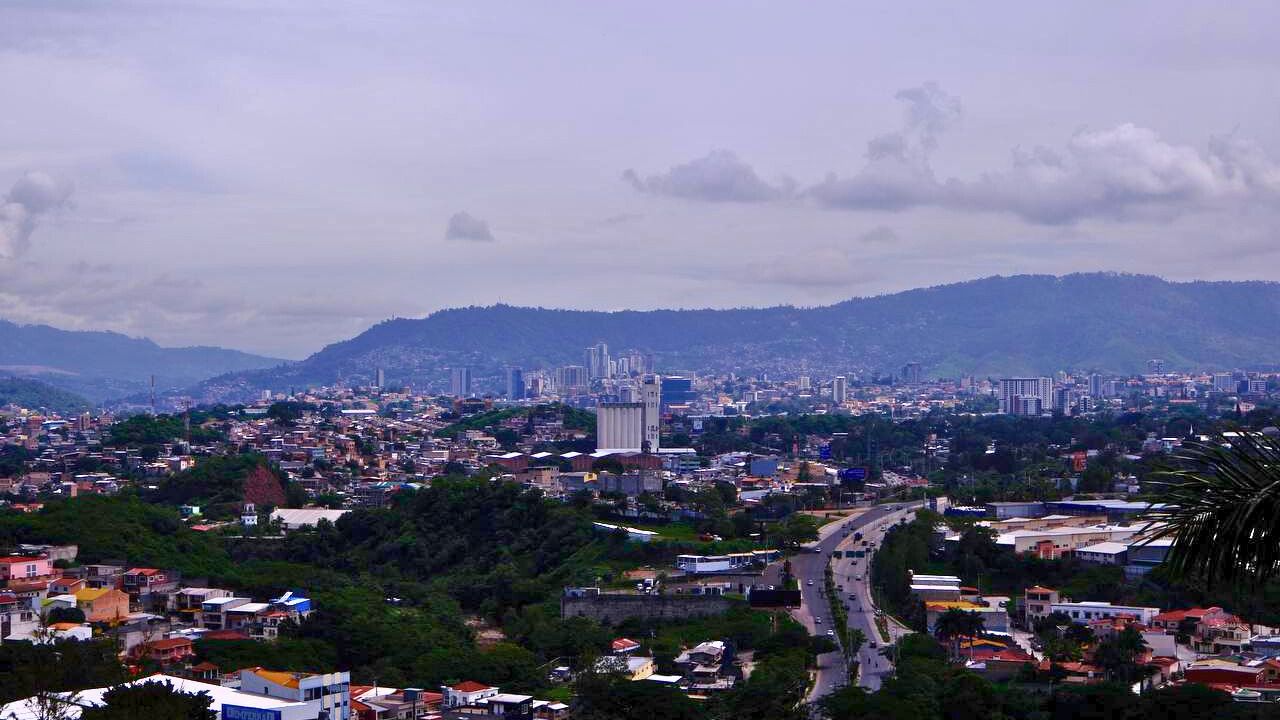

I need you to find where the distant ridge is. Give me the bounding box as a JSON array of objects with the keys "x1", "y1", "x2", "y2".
[
  {"x1": 194, "y1": 273, "x2": 1280, "y2": 400},
  {"x1": 0, "y1": 320, "x2": 285, "y2": 402}
]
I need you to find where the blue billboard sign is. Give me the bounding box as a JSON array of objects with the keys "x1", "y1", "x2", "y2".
[
  {"x1": 839, "y1": 467, "x2": 867, "y2": 481},
  {"x1": 223, "y1": 706, "x2": 282, "y2": 720},
  {"x1": 819, "y1": 444, "x2": 832, "y2": 460}
]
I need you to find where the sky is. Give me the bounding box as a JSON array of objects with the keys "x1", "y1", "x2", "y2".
[{"x1": 2, "y1": 1, "x2": 1279, "y2": 359}]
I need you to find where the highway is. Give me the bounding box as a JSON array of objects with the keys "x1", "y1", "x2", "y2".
[
  {"x1": 762, "y1": 501, "x2": 923, "y2": 704},
  {"x1": 829, "y1": 503, "x2": 920, "y2": 691}
]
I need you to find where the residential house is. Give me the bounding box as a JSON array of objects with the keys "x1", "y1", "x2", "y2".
[
  {"x1": 75, "y1": 588, "x2": 129, "y2": 623},
  {"x1": 0, "y1": 556, "x2": 53, "y2": 587},
  {"x1": 1024, "y1": 586, "x2": 1062, "y2": 626},
  {"x1": 199, "y1": 596, "x2": 250, "y2": 630},
  {"x1": 237, "y1": 667, "x2": 353, "y2": 720},
  {"x1": 1184, "y1": 659, "x2": 1266, "y2": 687},
  {"x1": 135, "y1": 637, "x2": 196, "y2": 665}
]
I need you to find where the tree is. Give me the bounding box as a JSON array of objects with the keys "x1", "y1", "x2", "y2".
[
  {"x1": 1144, "y1": 433, "x2": 1280, "y2": 585},
  {"x1": 81, "y1": 681, "x2": 216, "y2": 720},
  {"x1": 933, "y1": 609, "x2": 984, "y2": 659},
  {"x1": 572, "y1": 670, "x2": 701, "y2": 720},
  {"x1": 775, "y1": 513, "x2": 819, "y2": 549},
  {"x1": 44, "y1": 606, "x2": 85, "y2": 625},
  {"x1": 1092, "y1": 626, "x2": 1148, "y2": 683}
]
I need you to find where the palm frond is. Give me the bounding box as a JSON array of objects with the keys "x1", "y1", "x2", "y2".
[{"x1": 1140, "y1": 432, "x2": 1280, "y2": 586}]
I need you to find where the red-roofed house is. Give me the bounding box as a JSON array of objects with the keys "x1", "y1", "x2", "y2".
[
  {"x1": 0, "y1": 557, "x2": 53, "y2": 587},
  {"x1": 966, "y1": 646, "x2": 1036, "y2": 681},
  {"x1": 1150, "y1": 607, "x2": 1229, "y2": 633},
  {"x1": 611, "y1": 637, "x2": 642, "y2": 655},
  {"x1": 135, "y1": 637, "x2": 195, "y2": 664},
  {"x1": 442, "y1": 681, "x2": 497, "y2": 708}
]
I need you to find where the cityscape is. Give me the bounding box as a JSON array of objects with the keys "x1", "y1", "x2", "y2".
[{"x1": 3, "y1": 3, "x2": 1280, "y2": 720}]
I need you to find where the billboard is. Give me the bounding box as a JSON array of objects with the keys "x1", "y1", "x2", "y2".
[
  {"x1": 749, "y1": 589, "x2": 803, "y2": 608},
  {"x1": 222, "y1": 706, "x2": 283, "y2": 720},
  {"x1": 840, "y1": 467, "x2": 867, "y2": 481}
]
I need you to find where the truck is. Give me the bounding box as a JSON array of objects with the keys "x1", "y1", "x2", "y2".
[{"x1": 853, "y1": 531, "x2": 863, "y2": 542}]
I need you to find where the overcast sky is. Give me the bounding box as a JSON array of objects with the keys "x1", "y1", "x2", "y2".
[{"x1": 2, "y1": 1, "x2": 1279, "y2": 358}]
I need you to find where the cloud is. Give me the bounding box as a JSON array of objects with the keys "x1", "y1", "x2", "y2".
[
  {"x1": 952, "y1": 124, "x2": 1280, "y2": 224},
  {"x1": 0, "y1": 172, "x2": 73, "y2": 260},
  {"x1": 445, "y1": 211, "x2": 495, "y2": 242},
  {"x1": 858, "y1": 226, "x2": 899, "y2": 244},
  {"x1": 811, "y1": 86, "x2": 1280, "y2": 224},
  {"x1": 809, "y1": 82, "x2": 960, "y2": 212},
  {"x1": 623, "y1": 149, "x2": 792, "y2": 203}
]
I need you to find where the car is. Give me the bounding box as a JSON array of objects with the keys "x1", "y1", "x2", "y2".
[
  {"x1": 855, "y1": 575, "x2": 863, "y2": 581},
  {"x1": 815, "y1": 617, "x2": 823, "y2": 624},
  {"x1": 827, "y1": 629, "x2": 836, "y2": 637},
  {"x1": 806, "y1": 579, "x2": 814, "y2": 586},
  {"x1": 869, "y1": 641, "x2": 878, "y2": 649}
]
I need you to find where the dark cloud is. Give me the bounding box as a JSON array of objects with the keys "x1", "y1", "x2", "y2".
[
  {"x1": 858, "y1": 226, "x2": 899, "y2": 244},
  {"x1": 0, "y1": 172, "x2": 72, "y2": 259},
  {"x1": 445, "y1": 211, "x2": 495, "y2": 242},
  {"x1": 623, "y1": 149, "x2": 791, "y2": 203}
]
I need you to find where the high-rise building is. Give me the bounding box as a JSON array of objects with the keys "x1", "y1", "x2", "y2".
[
  {"x1": 506, "y1": 367, "x2": 525, "y2": 400},
  {"x1": 660, "y1": 376, "x2": 696, "y2": 408},
  {"x1": 1088, "y1": 373, "x2": 1104, "y2": 397},
  {"x1": 585, "y1": 342, "x2": 610, "y2": 379},
  {"x1": 1147, "y1": 359, "x2": 1166, "y2": 374},
  {"x1": 798, "y1": 375, "x2": 811, "y2": 391},
  {"x1": 1213, "y1": 372, "x2": 1237, "y2": 393},
  {"x1": 640, "y1": 374, "x2": 661, "y2": 452},
  {"x1": 832, "y1": 376, "x2": 847, "y2": 404},
  {"x1": 999, "y1": 377, "x2": 1053, "y2": 415},
  {"x1": 1247, "y1": 379, "x2": 1269, "y2": 396},
  {"x1": 901, "y1": 362, "x2": 923, "y2": 385},
  {"x1": 374, "y1": 368, "x2": 385, "y2": 389},
  {"x1": 556, "y1": 365, "x2": 589, "y2": 394},
  {"x1": 450, "y1": 367, "x2": 472, "y2": 397}
]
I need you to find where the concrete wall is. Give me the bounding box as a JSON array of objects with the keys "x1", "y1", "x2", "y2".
[{"x1": 561, "y1": 594, "x2": 731, "y2": 624}]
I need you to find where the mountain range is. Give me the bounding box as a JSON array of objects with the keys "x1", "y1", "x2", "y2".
[
  {"x1": 187, "y1": 273, "x2": 1280, "y2": 400},
  {"x1": 0, "y1": 320, "x2": 284, "y2": 403}
]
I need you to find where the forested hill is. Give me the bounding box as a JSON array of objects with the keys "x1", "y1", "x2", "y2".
[
  {"x1": 200, "y1": 273, "x2": 1280, "y2": 397},
  {"x1": 0, "y1": 377, "x2": 91, "y2": 416},
  {"x1": 0, "y1": 320, "x2": 284, "y2": 402}
]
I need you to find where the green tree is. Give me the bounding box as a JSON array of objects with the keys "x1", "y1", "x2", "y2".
[{"x1": 81, "y1": 681, "x2": 216, "y2": 720}]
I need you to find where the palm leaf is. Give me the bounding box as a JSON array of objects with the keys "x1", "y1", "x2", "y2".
[{"x1": 1140, "y1": 432, "x2": 1280, "y2": 586}]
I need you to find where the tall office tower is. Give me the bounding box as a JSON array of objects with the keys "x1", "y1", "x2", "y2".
[
  {"x1": 832, "y1": 376, "x2": 847, "y2": 404},
  {"x1": 615, "y1": 356, "x2": 631, "y2": 376},
  {"x1": 901, "y1": 362, "x2": 923, "y2": 385},
  {"x1": 1147, "y1": 359, "x2": 1166, "y2": 374},
  {"x1": 450, "y1": 367, "x2": 472, "y2": 397},
  {"x1": 1213, "y1": 372, "x2": 1237, "y2": 393},
  {"x1": 374, "y1": 368, "x2": 385, "y2": 389},
  {"x1": 1053, "y1": 387, "x2": 1074, "y2": 415},
  {"x1": 585, "y1": 341, "x2": 610, "y2": 379},
  {"x1": 597, "y1": 402, "x2": 644, "y2": 451},
  {"x1": 506, "y1": 367, "x2": 525, "y2": 400},
  {"x1": 660, "y1": 376, "x2": 696, "y2": 408},
  {"x1": 798, "y1": 375, "x2": 811, "y2": 391},
  {"x1": 640, "y1": 374, "x2": 661, "y2": 452},
  {"x1": 1088, "y1": 373, "x2": 1104, "y2": 397},
  {"x1": 556, "y1": 365, "x2": 588, "y2": 394},
  {"x1": 999, "y1": 377, "x2": 1054, "y2": 415}
]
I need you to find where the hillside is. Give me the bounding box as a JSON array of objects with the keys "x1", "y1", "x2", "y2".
[
  {"x1": 0, "y1": 377, "x2": 92, "y2": 416},
  {"x1": 197, "y1": 273, "x2": 1280, "y2": 398},
  {"x1": 0, "y1": 320, "x2": 285, "y2": 402}
]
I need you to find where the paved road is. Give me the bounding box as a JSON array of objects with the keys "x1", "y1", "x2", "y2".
[
  {"x1": 829, "y1": 502, "x2": 921, "y2": 691},
  {"x1": 761, "y1": 502, "x2": 923, "y2": 703}
]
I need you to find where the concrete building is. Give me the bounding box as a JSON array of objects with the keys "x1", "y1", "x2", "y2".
[
  {"x1": 639, "y1": 374, "x2": 661, "y2": 452},
  {"x1": 597, "y1": 402, "x2": 644, "y2": 451},
  {"x1": 999, "y1": 377, "x2": 1053, "y2": 415},
  {"x1": 450, "y1": 367, "x2": 472, "y2": 397},
  {"x1": 1050, "y1": 601, "x2": 1160, "y2": 625},
  {"x1": 832, "y1": 376, "x2": 847, "y2": 404}
]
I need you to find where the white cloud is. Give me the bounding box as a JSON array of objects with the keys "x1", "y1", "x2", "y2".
[
  {"x1": 623, "y1": 150, "x2": 792, "y2": 203},
  {"x1": 0, "y1": 172, "x2": 73, "y2": 260}
]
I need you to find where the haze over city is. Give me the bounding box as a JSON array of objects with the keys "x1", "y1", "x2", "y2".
[{"x1": 3, "y1": 2, "x2": 1280, "y2": 357}]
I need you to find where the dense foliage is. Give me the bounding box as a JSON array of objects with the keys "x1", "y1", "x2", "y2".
[{"x1": 0, "y1": 377, "x2": 91, "y2": 415}]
